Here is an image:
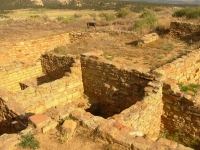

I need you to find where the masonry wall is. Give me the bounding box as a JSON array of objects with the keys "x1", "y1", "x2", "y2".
[
  {"x1": 80, "y1": 51, "x2": 163, "y2": 138},
  {"x1": 154, "y1": 50, "x2": 200, "y2": 84},
  {"x1": 41, "y1": 53, "x2": 75, "y2": 79},
  {"x1": 170, "y1": 21, "x2": 200, "y2": 38},
  {"x1": 162, "y1": 80, "x2": 200, "y2": 144},
  {"x1": 81, "y1": 53, "x2": 151, "y2": 117},
  {"x1": 0, "y1": 33, "x2": 70, "y2": 65},
  {"x1": 0, "y1": 62, "x2": 43, "y2": 92},
  {"x1": 0, "y1": 62, "x2": 83, "y2": 115}
]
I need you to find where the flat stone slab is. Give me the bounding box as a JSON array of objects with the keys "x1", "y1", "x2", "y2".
[
  {"x1": 19, "y1": 75, "x2": 52, "y2": 90},
  {"x1": 29, "y1": 114, "x2": 51, "y2": 128}
]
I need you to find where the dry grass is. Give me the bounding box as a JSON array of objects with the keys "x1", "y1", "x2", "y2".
[
  {"x1": 0, "y1": 8, "x2": 197, "y2": 71},
  {"x1": 0, "y1": 9, "x2": 115, "y2": 43},
  {"x1": 52, "y1": 32, "x2": 192, "y2": 71}
]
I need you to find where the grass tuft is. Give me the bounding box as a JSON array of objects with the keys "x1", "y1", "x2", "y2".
[
  {"x1": 17, "y1": 133, "x2": 40, "y2": 150},
  {"x1": 178, "y1": 82, "x2": 200, "y2": 93}
]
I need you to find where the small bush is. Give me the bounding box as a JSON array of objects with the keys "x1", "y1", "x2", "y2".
[
  {"x1": 178, "y1": 82, "x2": 200, "y2": 93},
  {"x1": 173, "y1": 7, "x2": 200, "y2": 19},
  {"x1": 160, "y1": 130, "x2": 200, "y2": 149},
  {"x1": 163, "y1": 44, "x2": 174, "y2": 51},
  {"x1": 56, "y1": 16, "x2": 76, "y2": 24},
  {"x1": 116, "y1": 8, "x2": 131, "y2": 18},
  {"x1": 134, "y1": 19, "x2": 146, "y2": 31},
  {"x1": 30, "y1": 15, "x2": 40, "y2": 19},
  {"x1": 17, "y1": 133, "x2": 40, "y2": 150},
  {"x1": 140, "y1": 9, "x2": 155, "y2": 18},
  {"x1": 74, "y1": 13, "x2": 82, "y2": 18},
  {"x1": 134, "y1": 9, "x2": 157, "y2": 31},
  {"x1": 99, "y1": 13, "x2": 116, "y2": 21},
  {"x1": 89, "y1": 13, "x2": 97, "y2": 20}
]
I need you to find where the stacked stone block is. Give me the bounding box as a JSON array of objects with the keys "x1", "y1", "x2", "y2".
[
  {"x1": 161, "y1": 80, "x2": 200, "y2": 144},
  {"x1": 80, "y1": 51, "x2": 163, "y2": 138},
  {"x1": 41, "y1": 53, "x2": 75, "y2": 79},
  {"x1": 155, "y1": 50, "x2": 200, "y2": 85},
  {"x1": 170, "y1": 21, "x2": 200, "y2": 38},
  {"x1": 138, "y1": 33, "x2": 159, "y2": 45},
  {"x1": 0, "y1": 33, "x2": 70, "y2": 65},
  {"x1": 0, "y1": 61, "x2": 43, "y2": 92}
]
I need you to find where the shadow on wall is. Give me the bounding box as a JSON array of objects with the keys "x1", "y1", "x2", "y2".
[
  {"x1": 179, "y1": 31, "x2": 200, "y2": 45},
  {"x1": 0, "y1": 99, "x2": 34, "y2": 135},
  {"x1": 85, "y1": 93, "x2": 143, "y2": 119},
  {"x1": 36, "y1": 75, "x2": 57, "y2": 85}
]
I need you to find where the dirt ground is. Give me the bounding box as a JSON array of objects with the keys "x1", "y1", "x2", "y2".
[
  {"x1": 0, "y1": 9, "x2": 115, "y2": 43},
  {"x1": 55, "y1": 32, "x2": 193, "y2": 71},
  {"x1": 14, "y1": 127, "x2": 126, "y2": 150}
]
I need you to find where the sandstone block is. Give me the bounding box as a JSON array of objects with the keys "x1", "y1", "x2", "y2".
[
  {"x1": 42, "y1": 120, "x2": 58, "y2": 133},
  {"x1": 61, "y1": 120, "x2": 77, "y2": 138},
  {"x1": 29, "y1": 114, "x2": 50, "y2": 128},
  {"x1": 70, "y1": 109, "x2": 84, "y2": 120}
]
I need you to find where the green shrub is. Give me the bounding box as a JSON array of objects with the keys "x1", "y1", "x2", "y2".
[
  {"x1": 178, "y1": 82, "x2": 200, "y2": 93},
  {"x1": 99, "y1": 13, "x2": 116, "y2": 21},
  {"x1": 134, "y1": 19, "x2": 146, "y2": 31},
  {"x1": 160, "y1": 130, "x2": 200, "y2": 149},
  {"x1": 140, "y1": 9, "x2": 155, "y2": 18},
  {"x1": 116, "y1": 8, "x2": 131, "y2": 18},
  {"x1": 56, "y1": 16, "x2": 76, "y2": 24},
  {"x1": 173, "y1": 7, "x2": 200, "y2": 19},
  {"x1": 134, "y1": 10, "x2": 157, "y2": 31},
  {"x1": 17, "y1": 133, "x2": 40, "y2": 150},
  {"x1": 30, "y1": 15, "x2": 40, "y2": 18}
]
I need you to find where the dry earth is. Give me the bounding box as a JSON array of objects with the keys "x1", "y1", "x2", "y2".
[
  {"x1": 14, "y1": 127, "x2": 125, "y2": 150},
  {"x1": 56, "y1": 32, "x2": 193, "y2": 71}
]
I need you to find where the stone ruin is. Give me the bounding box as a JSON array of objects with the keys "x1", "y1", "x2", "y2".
[
  {"x1": 0, "y1": 22, "x2": 200, "y2": 150},
  {"x1": 138, "y1": 32, "x2": 159, "y2": 46}
]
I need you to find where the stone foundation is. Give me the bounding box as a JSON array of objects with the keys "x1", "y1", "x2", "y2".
[
  {"x1": 80, "y1": 51, "x2": 163, "y2": 138},
  {"x1": 0, "y1": 26, "x2": 200, "y2": 149}
]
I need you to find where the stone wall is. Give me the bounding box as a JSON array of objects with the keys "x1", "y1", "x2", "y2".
[
  {"x1": 81, "y1": 52, "x2": 151, "y2": 117},
  {"x1": 41, "y1": 53, "x2": 75, "y2": 79},
  {"x1": 138, "y1": 32, "x2": 159, "y2": 45},
  {"x1": 162, "y1": 79, "x2": 200, "y2": 145},
  {"x1": 0, "y1": 61, "x2": 43, "y2": 92},
  {"x1": 0, "y1": 62, "x2": 83, "y2": 115},
  {"x1": 80, "y1": 51, "x2": 163, "y2": 138},
  {"x1": 0, "y1": 89, "x2": 27, "y2": 135},
  {"x1": 0, "y1": 33, "x2": 70, "y2": 65},
  {"x1": 170, "y1": 21, "x2": 200, "y2": 38},
  {"x1": 154, "y1": 50, "x2": 200, "y2": 84}
]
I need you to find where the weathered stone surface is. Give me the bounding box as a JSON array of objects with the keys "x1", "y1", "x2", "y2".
[
  {"x1": 61, "y1": 120, "x2": 77, "y2": 138},
  {"x1": 42, "y1": 120, "x2": 58, "y2": 133},
  {"x1": 138, "y1": 33, "x2": 159, "y2": 45},
  {"x1": 70, "y1": 109, "x2": 84, "y2": 120}
]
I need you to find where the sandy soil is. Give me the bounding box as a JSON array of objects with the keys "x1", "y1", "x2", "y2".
[{"x1": 14, "y1": 126, "x2": 127, "y2": 150}]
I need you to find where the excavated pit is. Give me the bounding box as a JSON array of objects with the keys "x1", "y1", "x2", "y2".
[{"x1": 81, "y1": 52, "x2": 153, "y2": 118}]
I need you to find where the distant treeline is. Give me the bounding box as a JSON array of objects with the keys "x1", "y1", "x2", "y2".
[
  {"x1": 0, "y1": 0, "x2": 35, "y2": 10},
  {"x1": 0, "y1": 0, "x2": 196, "y2": 12}
]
